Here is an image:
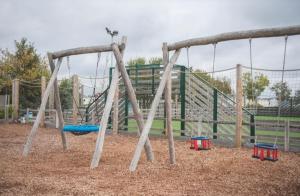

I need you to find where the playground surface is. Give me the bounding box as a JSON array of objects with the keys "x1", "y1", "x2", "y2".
[{"x1": 0, "y1": 124, "x2": 300, "y2": 195}]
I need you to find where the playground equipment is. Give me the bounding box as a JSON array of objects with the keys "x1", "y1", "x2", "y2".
[
  {"x1": 252, "y1": 143, "x2": 278, "y2": 161},
  {"x1": 190, "y1": 136, "x2": 211, "y2": 150},
  {"x1": 128, "y1": 25, "x2": 300, "y2": 171},
  {"x1": 22, "y1": 36, "x2": 155, "y2": 170},
  {"x1": 63, "y1": 124, "x2": 100, "y2": 135}
]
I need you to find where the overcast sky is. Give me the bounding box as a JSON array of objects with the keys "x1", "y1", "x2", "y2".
[{"x1": 1, "y1": 0, "x2": 300, "y2": 83}]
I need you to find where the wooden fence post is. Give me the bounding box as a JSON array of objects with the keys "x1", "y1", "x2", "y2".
[
  {"x1": 284, "y1": 120, "x2": 290, "y2": 151},
  {"x1": 163, "y1": 42, "x2": 176, "y2": 164},
  {"x1": 49, "y1": 86, "x2": 55, "y2": 124},
  {"x1": 72, "y1": 75, "x2": 79, "y2": 124},
  {"x1": 112, "y1": 85, "x2": 119, "y2": 134},
  {"x1": 41, "y1": 76, "x2": 46, "y2": 127},
  {"x1": 235, "y1": 64, "x2": 242, "y2": 148},
  {"x1": 12, "y1": 79, "x2": 20, "y2": 121}
]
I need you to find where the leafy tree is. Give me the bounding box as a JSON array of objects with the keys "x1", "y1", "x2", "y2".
[
  {"x1": 243, "y1": 72, "x2": 269, "y2": 105},
  {"x1": 193, "y1": 69, "x2": 232, "y2": 95},
  {"x1": 59, "y1": 79, "x2": 72, "y2": 109},
  {"x1": 0, "y1": 38, "x2": 49, "y2": 108},
  {"x1": 271, "y1": 82, "x2": 291, "y2": 102},
  {"x1": 127, "y1": 57, "x2": 146, "y2": 67},
  {"x1": 148, "y1": 57, "x2": 162, "y2": 65}
]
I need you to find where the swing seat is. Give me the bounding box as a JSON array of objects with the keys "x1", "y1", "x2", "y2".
[
  {"x1": 190, "y1": 136, "x2": 211, "y2": 150},
  {"x1": 252, "y1": 143, "x2": 278, "y2": 161},
  {"x1": 63, "y1": 124, "x2": 100, "y2": 134}
]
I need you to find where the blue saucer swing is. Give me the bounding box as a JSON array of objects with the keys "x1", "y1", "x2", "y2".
[{"x1": 63, "y1": 124, "x2": 100, "y2": 135}]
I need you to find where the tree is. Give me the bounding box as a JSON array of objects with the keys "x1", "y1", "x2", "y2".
[
  {"x1": 127, "y1": 57, "x2": 146, "y2": 67},
  {"x1": 243, "y1": 72, "x2": 269, "y2": 106},
  {"x1": 0, "y1": 38, "x2": 49, "y2": 108},
  {"x1": 148, "y1": 57, "x2": 162, "y2": 65},
  {"x1": 59, "y1": 79, "x2": 73, "y2": 109},
  {"x1": 193, "y1": 69, "x2": 232, "y2": 95},
  {"x1": 271, "y1": 82, "x2": 291, "y2": 102},
  {"x1": 295, "y1": 90, "x2": 300, "y2": 105}
]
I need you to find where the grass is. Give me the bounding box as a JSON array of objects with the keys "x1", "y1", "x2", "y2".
[
  {"x1": 255, "y1": 115, "x2": 300, "y2": 122},
  {"x1": 127, "y1": 119, "x2": 182, "y2": 136},
  {"x1": 125, "y1": 116, "x2": 300, "y2": 138}
]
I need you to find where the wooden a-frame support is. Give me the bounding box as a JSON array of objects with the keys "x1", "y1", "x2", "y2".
[{"x1": 23, "y1": 36, "x2": 154, "y2": 169}]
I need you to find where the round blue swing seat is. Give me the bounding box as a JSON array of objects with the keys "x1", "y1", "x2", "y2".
[{"x1": 63, "y1": 124, "x2": 100, "y2": 133}]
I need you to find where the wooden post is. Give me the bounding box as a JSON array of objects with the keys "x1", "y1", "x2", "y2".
[
  {"x1": 284, "y1": 120, "x2": 290, "y2": 151},
  {"x1": 163, "y1": 42, "x2": 176, "y2": 164},
  {"x1": 12, "y1": 79, "x2": 20, "y2": 121},
  {"x1": 72, "y1": 75, "x2": 79, "y2": 124},
  {"x1": 112, "y1": 43, "x2": 154, "y2": 162},
  {"x1": 112, "y1": 85, "x2": 119, "y2": 134},
  {"x1": 90, "y1": 60, "x2": 119, "y2": 168},
  {"x1": 129, "y1": 49, "x2": 181, "y2": 171},
  {"x1": 49, "y1": 86, "x2": 55, "y2": 124},
  {"x1": 23, "y1": 58, "x2": 63, "y2": 156},
  {"x1": 48, "y1": 53, "x2": 67, "y2": 150},
  {"x1": 90, "y1": 37, "x2": 128, "y2": 169},
  {"x1": 235, "y1": 64, "x2": 242, "y2": 148},
  {"x1": 41, "y1": 76, "x2": 46, "y2": 127}
]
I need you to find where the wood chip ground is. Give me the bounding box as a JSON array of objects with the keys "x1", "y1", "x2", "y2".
[{"x1": 0, "y1": 124, "x2": 299, "y2": 195}]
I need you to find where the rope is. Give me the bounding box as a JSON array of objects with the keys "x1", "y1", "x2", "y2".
[
  {"x1": 278, "y1": 36, "x2": 288, "y2": 117},
  {"x1": 249, "y1": 38, "x2": 256, "y2": 113},
  {"x1": 212, "y1": 43, "x2": 217, "y2": 79},
  {"x1": 66, "y1": 56, "x2": 85, "y2": 123},
  {"x1": 242, "y1": 65, "x2": 300, "y2": 72}
]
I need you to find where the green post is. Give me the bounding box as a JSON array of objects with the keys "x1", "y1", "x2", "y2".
[
  {"x1": 180, "y1": 66, "x2": 186, "y2": 136},
  {"x1": 135, "y1": 64, "x2": 138, "y2": 90},
  {"x1": 152, "y1": 68, "x2": 155, "y2": 95},
  {"x1": 124, "y1": 69, "x2": 130, "y2": 131},
  {"x1": 109, "y1": 67, "x2": 113, "y2": 86},
  {"x1": 213, "y1": 89, "x2": 218, "y2": 139},
  {"x1": 250, "y1": 114, "x2": 255, "y2": 143}
]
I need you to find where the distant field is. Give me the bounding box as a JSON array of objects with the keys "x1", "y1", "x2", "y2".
[
  {"x1": 126, "y1": 116, "x2": 300, "y2": 138},
  {"x1": 255, "y1": 115, "x2": 300, "y2": 122}
]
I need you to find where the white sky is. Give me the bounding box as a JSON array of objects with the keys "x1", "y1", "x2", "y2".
[{"x1": 1, "y1": 0, "x2": 300, "y2": 82}]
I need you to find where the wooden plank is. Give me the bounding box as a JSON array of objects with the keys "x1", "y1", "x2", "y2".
[
  {"x1": 51, "y1": 44, "x2": 125, "y2": 59},
  {"x1": 235, "y1": 64, "x2": 242, "y2": 148},
  {"x1": 129, "y1": 49, "x2": 181, "y2": 172},
  {"x1": 90, "y1": 36, "x2": 128, "y2": 169},
  {"x1": 167, "y1": 25, "x2": 300, "y2": 50},
  {"x1": 112, "y1": 42, "x2": 154, "y2": 162},
  {"x1": 23, "y1": 58, "x2": 63, "y2": 156},
  {"x1": 90, "y1": 63, "x2": 119, "y2": 169},
  {"x1": 163, "y1": 42, "x2": 176, "y2": 164}
]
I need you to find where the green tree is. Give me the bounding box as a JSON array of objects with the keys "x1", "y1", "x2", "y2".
[
  {"x1": 148, "y1": 57, "x2": 162, "y2": 65},
  {"x1": 271, "y1": 82, "x2": 291, "y2": 102},
  {"x1": 0, "y1": 38, "x2": 49, "y2": 108},
  {"x1": 243, "y1": 72, "x2": 269, "y2": 106},
  {"x1": 193, "y1": 69, "x2": 232, "y2": 95},
  {"x1": 127, "y1": 57, "x2": 146, "y2": 67},
  {"x1": 59, "y1": 79, "x2": 72, "y2": 109}
]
